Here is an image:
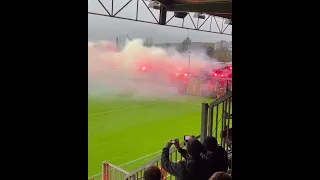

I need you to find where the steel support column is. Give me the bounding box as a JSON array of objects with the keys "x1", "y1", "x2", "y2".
[
  {"x1": 200, "y1": 103, "x2": 209, "y2": 143},
  {"x1": 159, "y1": 5, "x2": 167, "y2": 25}
]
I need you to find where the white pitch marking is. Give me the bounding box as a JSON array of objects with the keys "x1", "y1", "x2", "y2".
[
  {"x1": 88, "y1": 100, "x2": 202, "y2": 117},
  {"x1": 88, "y1": 101, "x2": 166, "y2": 117},
  {"x1": 88, "y1": 173, "x2": 101, "y2": 179},
  {"x1": 171, "y1": 100, "x2": 201, "y2": 106},
  {"x1": 118, "y1": 150, "x2": 162, "y2": 167}
]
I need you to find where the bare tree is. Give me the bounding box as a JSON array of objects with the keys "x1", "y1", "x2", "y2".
[{"x1": 177, "y1": 37, "x2": 191, "y2": 52}]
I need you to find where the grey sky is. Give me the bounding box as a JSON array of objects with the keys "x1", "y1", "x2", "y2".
[{"x1": 88, "y1": 0, "x2": 232, "y2": 43}]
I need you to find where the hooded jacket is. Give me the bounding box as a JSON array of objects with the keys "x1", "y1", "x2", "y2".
[{"x1": 161, "y1": 140, "x2": 209, "y2": 180}]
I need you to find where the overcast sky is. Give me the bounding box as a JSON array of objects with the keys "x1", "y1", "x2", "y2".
[{"x1": 88, "y1": 0, "x2": 232, "y2": 43}]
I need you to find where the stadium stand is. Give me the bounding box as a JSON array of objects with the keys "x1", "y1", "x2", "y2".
[{"x1": 96, "y1": 91, "x2": 232, "y2": 180}]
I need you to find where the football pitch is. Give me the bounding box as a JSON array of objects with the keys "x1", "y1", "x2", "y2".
[{"x1": 88, "y1": 95, "x2": 229, "y2": 178}]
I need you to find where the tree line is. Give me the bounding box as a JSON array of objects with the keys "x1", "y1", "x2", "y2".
[
  {"x1": 176, "y1": 37, "x2": 231, "y2": 63},
  {"x1": 117, "y1": 36, "x2": 231, "y2": 62}
]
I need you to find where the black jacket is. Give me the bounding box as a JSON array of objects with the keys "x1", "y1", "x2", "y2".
[
  {"x1": 178, "y1": 146, "x2": 228, "y2": 175},
  {"x1": 161, "y1": 148, "x2": 209, "y2": 180},
  {"x1": 206, "y1": 146, "x2": 229, "y2": 174},
  {"x1": 178, "y1": 148, "x2": 188, "y2": 159}
]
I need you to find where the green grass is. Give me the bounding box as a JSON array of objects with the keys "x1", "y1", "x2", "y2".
[{"x1": 88, "y1": 95, "x2": 231, "y2": 178}]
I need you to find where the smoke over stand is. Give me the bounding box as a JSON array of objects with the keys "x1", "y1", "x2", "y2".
[{"x1": 88, "y1": 39, "x2": 217, "y2": 101}]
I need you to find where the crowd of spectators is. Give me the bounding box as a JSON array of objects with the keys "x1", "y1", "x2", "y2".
[{"x1": 143, "y1": 136, "x2": 231, "y2": 180}]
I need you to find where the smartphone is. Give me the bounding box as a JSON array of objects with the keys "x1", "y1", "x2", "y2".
[{"x1": 184, "y1": 135, "x2": 192, "y2": 142}]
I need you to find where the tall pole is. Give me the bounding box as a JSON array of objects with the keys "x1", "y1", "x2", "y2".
[
  {"x1": 187, "y1": 49, "x2": 191, "y2": 75},
  {"x1": 188, "y1": 53, "x2": 190, "y2": 73},
  {"x1": 187, "y1": 30, "x2": 190, "y2": 75}
]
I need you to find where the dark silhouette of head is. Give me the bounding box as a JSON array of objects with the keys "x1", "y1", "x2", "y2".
[
  {"x1": 143, "y1": 165, "x2": 162, "y2": 180},
  {"x1": 209, "y1": 172, "x2": 232, "y2": 180},
  {"x1": 203, "y1": 136, "x2": 218, "y2": 152},
  {"x1": 186, "y1": 139, "x2": 205, "y2": 157}
]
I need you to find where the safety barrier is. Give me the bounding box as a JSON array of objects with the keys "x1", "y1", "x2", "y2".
[
  {"x1": 200, "y1": 92, "x2": 232, "y2": 168},
  {"x1": 101, "y1": 162, "x2": 130, "y2": 180},
  {"x1": 125, "y1": 135, "x2": 200, "y2": 180}
]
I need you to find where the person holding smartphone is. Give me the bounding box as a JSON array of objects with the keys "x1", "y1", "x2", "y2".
[
  {"x1": 173, "y1": 136, "x2": 205, "y2": 160},
  {"x1": 175, "y1": 136, "x2": 229, "y2": 176},
  {"x1": 175, "y1": 137, "x2": 189, "y2": 159},
  {"x1": 161, "y1": 138, "x2": 209, "y2": 180}
]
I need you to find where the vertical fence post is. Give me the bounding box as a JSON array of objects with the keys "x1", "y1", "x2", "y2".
[
  {"x1": 159, "y1": 4, "x2": 167, "y2": 25},
  {"x1": 200, "y1": 103, "x2": 209, "y2": 143},
  {"x1": 221, "y1": 101, "x2": 227, "y2": 148},
  {"x1": 226, "y1": 81, "x2": 229, "y2": 94},
  {"x1": 102, "y1": 162, "x2": 105, "y2": 180},
  {"x1": 102, "y1": 162, "x2": 109, "y2": 180},
  {"x1": 226, "y1": 96, "x2": 232, "y2": 151},
  {"x1": 207, "y1": 105, "x2": 213, "y2": 136}
]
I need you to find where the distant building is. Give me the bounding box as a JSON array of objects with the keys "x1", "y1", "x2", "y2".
[
  {"x1": 214, "y1": 40, "x2": 232, "y2": 51},
  {"x1": 214, "y1": 40, "x2": 229, "y2": 50}
]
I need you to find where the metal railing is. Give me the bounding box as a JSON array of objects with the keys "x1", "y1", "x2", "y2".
[
  {"x1": 200, "y1": 92, "x2": 232, "y2": 168},
  {"x1": 101, "y1": 162, "x2": 130, "y2": 180},
  {"x1": 210, "y1": 92, "x2": 232, "y2": 149},
  {"x1": 125, "y1": 135, "x2": 201, "y2": 180}
]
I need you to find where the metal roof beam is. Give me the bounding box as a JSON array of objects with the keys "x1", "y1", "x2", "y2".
[{"x1": 167, "y1": 2, "x2": 231, "y2": 14}]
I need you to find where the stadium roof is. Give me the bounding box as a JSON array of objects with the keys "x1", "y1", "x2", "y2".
[{"x1": 157, "y1": 0, "x2": 232, "y2": 19}]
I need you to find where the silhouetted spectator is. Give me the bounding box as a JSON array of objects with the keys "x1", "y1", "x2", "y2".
[
  {"x1": 177, "y1": 136, "x2": 228, "y2": 173},
  {"x1": 175, "y1": 136, "x2": 204, "y2": 160},
  {"x1": 209, "y1": 172, "x2": 232, "y2": 180},
  {"x1": 203, "y1": 136, "x2": 229, "y2": 173},
  {"x1": 161, "y1": 139, "x2": 209, "y2": 180},
  {"x1": 143, "y1": 165, "x2": 162, "y2": 180}
]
